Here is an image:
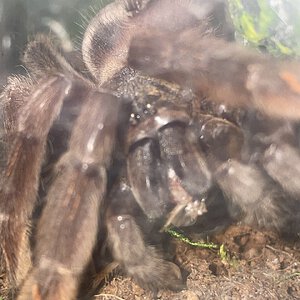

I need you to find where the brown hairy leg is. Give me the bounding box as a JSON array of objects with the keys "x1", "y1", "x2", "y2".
[
  {"x1": 128, "y1": 30, "x2": 300, "y2": 120},
  {"x1": 0, "y1": 75, "x2": 72, "y2": 290},
  {"x1": 18, "y1": 91, "x2": 120, "y2": 300}
]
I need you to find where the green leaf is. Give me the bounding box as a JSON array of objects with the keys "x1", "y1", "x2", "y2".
[{"x1": 228, "y1": 0, "x2": 300, "y2": 57}]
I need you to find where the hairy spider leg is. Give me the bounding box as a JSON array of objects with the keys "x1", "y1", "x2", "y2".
[
  {"x1": 0, "y1": 75, "x2": 72, "y2": 290},
  {"x1": 128, "y1": 30, "x2": 300, "y2": 120},
  {"x1": 18, "y1": 91, "x2": 120, "y2": 300}
]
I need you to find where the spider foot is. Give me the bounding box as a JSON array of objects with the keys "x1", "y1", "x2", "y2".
[{"x1": 107, "y1": 214, "x2": 184, "y2": 292}]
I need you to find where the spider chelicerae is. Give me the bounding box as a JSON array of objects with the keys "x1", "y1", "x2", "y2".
[{"x1": 1, "y1": 0, "x2": 300, "y2": 299}]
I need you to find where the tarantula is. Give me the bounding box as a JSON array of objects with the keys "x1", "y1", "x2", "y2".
[{"x1": 1, "y1": 0, "x2": 300, "y2": 299}]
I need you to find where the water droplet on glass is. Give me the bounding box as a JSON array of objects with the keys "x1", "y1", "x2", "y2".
[{"x1": 2, "y1": 35, "x2": 11, "y2": 50}]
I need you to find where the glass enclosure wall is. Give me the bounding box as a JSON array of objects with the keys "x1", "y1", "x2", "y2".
[{"x1": 0, "y1": 0, "x2": 111, "y2": 85}]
